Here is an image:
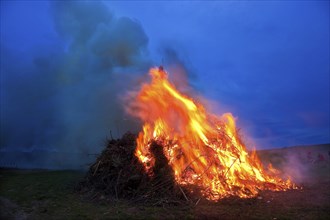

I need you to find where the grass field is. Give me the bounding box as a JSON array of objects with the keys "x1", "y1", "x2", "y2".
[{"x1": 1, "y1": 144, "x2": 329, "y2": 219}]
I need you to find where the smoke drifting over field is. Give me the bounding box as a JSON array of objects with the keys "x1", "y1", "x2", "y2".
[
  {"x1": 1, "y1": 1, "x2": 199, "y2": 169},
  {"x1": 1, "y1": 1, "x2": 153, "y2": 168}
]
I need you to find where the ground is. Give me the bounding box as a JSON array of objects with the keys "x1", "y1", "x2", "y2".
[{"x1": 0, "y1": 144, "x2": 329, "y2": 219}]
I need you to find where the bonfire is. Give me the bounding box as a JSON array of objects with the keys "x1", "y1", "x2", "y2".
[{"x1": 78, "y1": 67, "x2": 296, "y2": 204}]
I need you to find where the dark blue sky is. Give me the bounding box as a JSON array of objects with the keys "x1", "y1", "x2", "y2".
[{"x1": 1, "y1": 1, "x2": 329, "y2": 153}]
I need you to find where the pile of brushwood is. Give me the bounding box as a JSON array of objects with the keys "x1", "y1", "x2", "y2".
[{"x1": 77, "y1": 132, "x2": 201, "y2": 205}]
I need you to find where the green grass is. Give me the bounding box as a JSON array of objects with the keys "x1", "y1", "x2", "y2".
[
  {"x1": 1, "y1": 168, "x2": 329, "y2": 220},
  {"x1": 1, "y1": 144, "x2": 329, "y2": 219},
  {"x1": 0, "y1": 169, "x2": 194, "y2": 219}
]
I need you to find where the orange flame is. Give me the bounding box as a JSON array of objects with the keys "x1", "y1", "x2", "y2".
[{"x1": 129, "y1": 67, "x2": 295, "y2": 200}]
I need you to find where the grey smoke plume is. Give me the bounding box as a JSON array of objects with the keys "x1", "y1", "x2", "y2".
[{"x1": 0, "y1": 1, "x2": 151, "y2": 168}]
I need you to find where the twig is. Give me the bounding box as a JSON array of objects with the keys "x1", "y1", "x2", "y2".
[
  {"x1": 93, "y1": 161, "x2": 101, "y2": 176},
  {"x1": 109, "y1": 130, "x2": 113, "y2": 140},
  {"x1": 179, "y1": 186, "x2": 189, "y2": 201},
  {"x1": 142, "y1": 178, "x2": 173, "y2": 197},
  {"x1": 198, "y1": 159, "x2": 215, "y2": 179},
  {"x1": 183, "y1": 154, "x2": 208, "y2": 174},
  {"x1": 195, "y1": 197, "x2": 201, "y2": 206},
  {"x1": 224, "y1": 157, "x2": 239, "y2": 177},
  {"x1": 115, "y1": 169, "x2": 123, "y2": 200}
]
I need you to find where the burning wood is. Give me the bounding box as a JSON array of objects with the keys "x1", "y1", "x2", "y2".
[
  {"x1": 78, "y1": 67, "x2": 296, "y2": 205},
  {"x1": 78, "y1": 133, "x2": 190, "y2": 205},
  {"x1": 127, "y1": 67, "x2": 296, "y2": 200}
]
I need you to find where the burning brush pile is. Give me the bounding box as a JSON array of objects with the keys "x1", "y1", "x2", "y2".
[
  {"x1": 78, "y1": 67, "x2": 296, "y2": 205},
  {"x1": 78, "y1": 132, "x2": 191, "y2": 205}
]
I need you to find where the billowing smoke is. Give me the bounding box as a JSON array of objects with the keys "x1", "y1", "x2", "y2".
[
  {"x1": 257, "y1": 144, "x2": 330, "y2": 184},
  {"x1": 0, "y1": 1, "x2": 152, "y2": 169}
]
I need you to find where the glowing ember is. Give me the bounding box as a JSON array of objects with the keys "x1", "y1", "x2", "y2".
[{"x1": 128, "y1": 67, "x2": 295, "y2": 200}]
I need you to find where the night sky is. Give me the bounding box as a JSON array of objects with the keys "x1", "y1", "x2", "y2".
[{"x1": 1, "y1": 0, "x2": 329, "y2": 163}]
